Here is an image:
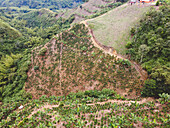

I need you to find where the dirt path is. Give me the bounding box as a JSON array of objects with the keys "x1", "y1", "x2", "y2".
[
  {"x1": 80, "y1": 21, "x2": 123, "y2": 59},
  {"x1": 80, "y1": 20, "x2": 148, "y2": 80},
  {"x1": 27, "y1": 104, "x2": 59, "y2": 118},
  {"x1": 27, "y1": 97, "x2": 154, "y2": 119}
]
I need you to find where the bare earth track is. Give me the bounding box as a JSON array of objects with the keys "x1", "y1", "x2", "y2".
[
  {"x1": 27, "y1": 97, "x2": 155, "y2": 119},
  {"x1": 80, "y1": 21, "x2": 148, "y2": 80}
]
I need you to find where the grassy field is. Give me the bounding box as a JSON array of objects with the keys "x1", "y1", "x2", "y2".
[{"x1": 87, "y1": 3, "x2": 150, "y2": 54}]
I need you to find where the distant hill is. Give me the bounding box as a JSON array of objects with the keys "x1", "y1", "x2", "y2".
[
  {"x1": 56, "y1": 0, "x2": 125, "y2": 23},
  {"x1": 0, "y1": 19, "x2": 22, "y2": 39},
  {"x1": 0, "y1": 0, "x2": 84, "y2": 11},
  {"x1": 17, "y1": 8, "x2": 59, "y2": 28}
]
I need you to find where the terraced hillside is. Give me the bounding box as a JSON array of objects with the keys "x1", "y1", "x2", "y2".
[
  {"x1": 87, "y1": 3, "x2": 150, "y2": 54},
  {"x1": 25, "y1": 24, "x2": 144, "y2": 99}
]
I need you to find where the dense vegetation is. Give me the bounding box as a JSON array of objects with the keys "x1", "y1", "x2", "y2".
[
  {"x1": 0, "y1": 89, "x2": 169, "y2": 127},
  {"x1": 0, "y1": 0, "x2": 84, "y2": 11},
  {"x1": 126, "y1": 6, "x2": 170, "y2": 97},
  {"x1": 0, "y1": 19, "x2": 21, "y2": 39},
  {"x1": 0, "y1": 8, "x2": 74, "y2": 54},
  {"x1": 0, "y1": 7, "x2": 75, "y2": 102}
]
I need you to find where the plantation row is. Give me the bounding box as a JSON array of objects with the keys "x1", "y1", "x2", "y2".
[
  {"x1": 0, "y1": 89, "x2": 169, "y2": 127},
  {"x1": 25, "y1": 24, "x2": 143, "y2": 99}
]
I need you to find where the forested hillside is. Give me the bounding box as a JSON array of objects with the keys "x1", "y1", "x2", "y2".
[
  {"x1": 126, "y1": 6, "x2": 170, "y2": 97},
  {"x1": 0, "y1": 8, "x2": 75, "y2": 102},
  {"x1": 17, "y1": 8, "x2": 70, "y2": 28},
  {"x1": 0, "y1": 0, "x2": 84, "y2": 11},
  {"x1": 0, "y1": 8, "x2": 74, "y2": 54},
  {"x1": 0, "y1": 19, "x2": 21, "y2": 39}
]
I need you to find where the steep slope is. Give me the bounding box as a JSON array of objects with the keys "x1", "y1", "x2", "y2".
[
  {"x1": 81, "y1": 20, "x2": 148, "y2": 80},
  {"x1": 87, "y1": 3, "x2": 150, "y2": 54},
  {"x1": 0, "y1": 19, "x2": 22, "y2": 39},
  {"x1": 25, "y1": 24, "x2": 144, "y2": 99},
  {"x1": 17, "y1": 8, "x2": 58, "y2": 28},
  {"x1": 126, "y1": 6, "x2": 170, "y2": 97}
]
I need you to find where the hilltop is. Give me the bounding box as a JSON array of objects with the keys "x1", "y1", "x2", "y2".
[{"x1": 17, "y1": 8, "x2": 59, "y2": 28}]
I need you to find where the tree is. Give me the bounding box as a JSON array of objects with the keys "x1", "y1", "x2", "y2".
[
  {"x1": 138, "y1": 44, "x2": 149, "y2": 63},
  {"x1": 0, "y1": 54, "x2": 21, "y2": 101},
  {"x1": 141, "y1": 79, "x2": 157, "y2": 97},
  {"x1": 80, "y1": 5, "x2": 82, "y2": 9}
]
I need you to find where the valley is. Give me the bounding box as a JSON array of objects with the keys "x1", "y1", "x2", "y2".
[{"x1": 0, "y1": 0, "x2": 169, "y2": 127}]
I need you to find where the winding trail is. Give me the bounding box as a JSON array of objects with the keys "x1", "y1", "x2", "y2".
[
  {"x1": 27, "y1": 97, "x2": 154, "y2": 118},
  {"x1": 80, "y1": 20, "x2": 148, "y2": 80}
]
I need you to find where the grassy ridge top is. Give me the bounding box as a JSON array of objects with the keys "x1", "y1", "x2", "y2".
[{"x1": 88, "y1": 4, "x2": 150, "y2": 54}]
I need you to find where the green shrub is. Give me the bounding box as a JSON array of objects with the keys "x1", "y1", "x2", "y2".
[
  {"x1": 159, "y1": 93, "x2": 170, "y2": 104},
  {"x1": 125, "y1": 41, "x2": 132, "y2": 49},
  {"x1": 39, "y1": 47, "x2": 47, "y2": 56},
  {"x1": 34, "y1": 66, "x2": 39, "y2": 70},
  {"x1": 141, "y1": 79, "x2": 157, "y2": 97},
  {"x1": 130, "y1": 27, "x2": 135, "y2": 35},
  {"x1": 156, "y1": 1, "x2": 160, "y2": 6},
  {"x1": 101, "y1": 88, "x2": 115, "y2": 96}
]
